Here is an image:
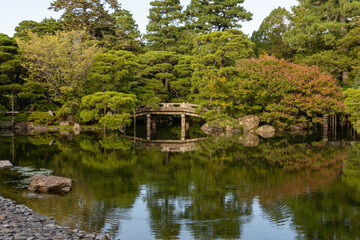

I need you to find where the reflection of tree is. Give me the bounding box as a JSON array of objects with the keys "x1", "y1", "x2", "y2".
[
  {"x1": 0, "y1": 132, "x2": 357, "y2": 240},
  {"x1": 343, "y1": 142, "x2": 360, "y2": 193},
  {"x1": 284, "y1": 182, "x2": 360, "y2": 240},
  {"x1": 146, "y1": 187, "x2": 182, "y2": 240}
]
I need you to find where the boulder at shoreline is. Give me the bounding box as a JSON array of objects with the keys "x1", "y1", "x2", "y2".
[{"x1": 28, "y1": 174, "x2": 72, "y2": 193}]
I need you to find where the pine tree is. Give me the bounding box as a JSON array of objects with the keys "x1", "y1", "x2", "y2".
[
  {"x1": 185, "y1": 0, "x2": 252, "y2": 33},
  {"x1": 49, "y1": 0, "x2": 120, "y2": 39},
  {"x1": 145, "y1": 0, "x2": 184, "y2": 52},
  {"x1": 251, "y1": 7, "x2": 292, "y2": 58},
  {"x1": 284, "y1": 0, "x2": 360, "y2": 84},
  {"x1": 0, "y1": 34, "x2": 23, "y2": 112}
]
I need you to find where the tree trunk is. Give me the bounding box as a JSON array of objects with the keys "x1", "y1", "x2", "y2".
[{"x1": 165, "y1": 78, "x2": 169, "y2": 91}]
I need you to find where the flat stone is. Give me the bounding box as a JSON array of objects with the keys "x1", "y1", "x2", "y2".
[{"x1": 0, "y1": 160, "x2": 13, "y2": 168}]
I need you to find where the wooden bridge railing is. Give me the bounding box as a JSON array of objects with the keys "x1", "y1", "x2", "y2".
[{"x1": 135, "y1": 102, "x2": 201, "y2": 117}]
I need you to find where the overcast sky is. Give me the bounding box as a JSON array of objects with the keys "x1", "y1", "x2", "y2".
[{"x1": 0, "y1": 0, "x2": 298, "y2": 37}]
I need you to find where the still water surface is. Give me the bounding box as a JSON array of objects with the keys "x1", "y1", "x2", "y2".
[{"x1": 0, "y1": 125, "x2": 360, "y2": 240}]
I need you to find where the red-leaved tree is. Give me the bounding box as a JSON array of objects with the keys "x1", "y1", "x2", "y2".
[{"x1": 207, "y1": 55, "x2": 344, "y2": 127}]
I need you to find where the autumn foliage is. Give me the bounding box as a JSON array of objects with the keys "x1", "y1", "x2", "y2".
[{"x1": 207, "y1": 55, "x2": 344, "y2": 127}]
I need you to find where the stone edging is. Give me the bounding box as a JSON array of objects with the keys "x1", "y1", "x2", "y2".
[{"x1": 0, "y1": 195, "x2": 108, "y2": 240}]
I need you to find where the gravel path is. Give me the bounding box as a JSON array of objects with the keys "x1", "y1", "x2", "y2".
[{"x1": 0, "y1": 196, "x2": 108, "y2": 240}]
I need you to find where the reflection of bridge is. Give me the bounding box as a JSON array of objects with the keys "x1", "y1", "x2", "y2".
[
  {"x1": 134, "y1": 103, "x2": 204, "y2": 141},
  {"x1": 128, "y1": 136, "x2": 205, "y2": 153}
]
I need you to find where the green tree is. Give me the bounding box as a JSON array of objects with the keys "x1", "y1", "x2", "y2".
[
  {"x1": 190, "y1": 29, "x2": 253, "y2": 102},
  {"x1": 0, "y1": 34, "x2": 22, "y2": 112},
  {"x1": 344, "y1": 87, "x2": 360, "y2": 131},
  {"x1": 284, "y1": 0, "x2": 360, "y2": 84},
  {"x1": 49, "y1": 0, "x2": 120, "y2": 39},
  {"x1": 251, "y1": 7, "x2": 292, "y2": 58},
  {"x1": 108, "y1": 9, "x2": 141, "y2": 52},
  {"x1": 85, "y1": 50, "x2": 138, "y2": 94},
  {"x1": 17, "y1": 30, "x2": 102, "y2": 99},
  {"x1": 185, "y1": 0, "x2": 252, "y2": 33},
  {"x1": 17, "y1": 30, "x2": 102, "y2": 115},
  {"x1": 136, "y1": 51, "x2": 193, "y2": 102},
  {"x1": 17, "y1": 82, "x2": 54, "y2": 111},
  {"x1": 14, "y1": 18, "x2": 63, "y2": 41},
  {"x1": 80, "y1": 91, "x2": 137, "y2": 129},
  {"x1": 145, "y1": 0, "x2": 184, "y2": 52},
  {"x1": 0, "y1": 34, "x2": 21, "y2": 86}
]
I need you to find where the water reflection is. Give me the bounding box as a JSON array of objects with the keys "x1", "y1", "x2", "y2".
[{"x1": 0, "y1": 128, "x2": 359, "y2": 239}]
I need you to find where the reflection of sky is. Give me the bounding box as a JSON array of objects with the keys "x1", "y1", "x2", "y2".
[
  {"x1": 106, "y1": 186, "x2": 153, "y2": 240},
  {"x1": 108, "y1": 187, "x2": 299, "y2": 240},
  {"x1": 242, "y1": 197, "x2": 298, "y2": 240}
]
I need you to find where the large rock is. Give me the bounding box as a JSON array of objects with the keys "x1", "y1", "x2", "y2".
[
  {"x1": 28, "y1": 174, "x2": 72, "y2": 193},
  {"x1": 256, "y1": 125, "x2": 275, "y2": 138},
  {"x1": 238, "y1": 115, "x2": 260, "y2": 131}
]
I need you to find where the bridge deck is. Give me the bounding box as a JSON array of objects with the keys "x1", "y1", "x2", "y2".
[{"x1": 135, "y1": 103, "x2": 203, "y2": 117}]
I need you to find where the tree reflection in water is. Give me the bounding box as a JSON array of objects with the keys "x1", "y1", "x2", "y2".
[{"x1": 0, "y1": 130, "x2": 359, "y2": 239}]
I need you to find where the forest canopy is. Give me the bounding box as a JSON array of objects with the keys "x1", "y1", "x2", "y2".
[{"x1": 0, "y1": 0, "x2": 358, "y2": 130}]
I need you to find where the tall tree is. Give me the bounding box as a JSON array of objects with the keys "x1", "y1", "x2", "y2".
[
  {"x1": 0, "y1": 34, "x2": 21, "y2": 86},
  {"x1": 49, "y1": 0, "x2": 120, "y2": 39},
  {"x1": 185, "y1": 0, "x2": 252, "y2": 33},
  {"x1": 251, "y1": 7, "x2": 292, "y2": 58},
  {"x1": 284, "y1": 0, "x2": 360, "y2": 84},
  {"x1": 190, "y1": 29, "x2": 253, "y2": 102},
  {"x1": 0, "y1": 34, "x2": 22, "y2": 111},
  {"x1": 145, "y1": 0, "x2": 184, "y2": 52},
  {"x1": 17, "y1": 30, "x2": 102, "y2": 106},
  {"x1": 109, "y1": 9, "x2": 141, "y2": 52}
]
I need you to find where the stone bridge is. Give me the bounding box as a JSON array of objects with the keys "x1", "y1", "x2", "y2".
[{"x1": 133, "y1": 103, "x2": 204, "y2": 141}]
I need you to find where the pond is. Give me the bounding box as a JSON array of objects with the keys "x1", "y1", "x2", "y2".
[{"x1": 0, "y1": 123, "x2": 360, "y2": 240}]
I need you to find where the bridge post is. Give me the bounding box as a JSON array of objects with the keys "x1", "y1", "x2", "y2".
[
  {"x1": 181, "y1": 114, "x2": 186, "y2": 141},
  {"x1": 147, "y1": 114, "x2": 151, "y2": 140}
]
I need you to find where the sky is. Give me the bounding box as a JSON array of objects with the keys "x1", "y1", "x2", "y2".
[{"x1": 0, "y1": 0, "x2": 298, "y2": 37}]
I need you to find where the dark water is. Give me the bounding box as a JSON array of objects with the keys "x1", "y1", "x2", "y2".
[{"x1": 1, "y1": 125, "x2": 360, "y2": 240}]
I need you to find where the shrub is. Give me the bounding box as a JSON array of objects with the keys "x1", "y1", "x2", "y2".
[{"x1": 28, "y1": 111, "x2": 55, "y2": 125}]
